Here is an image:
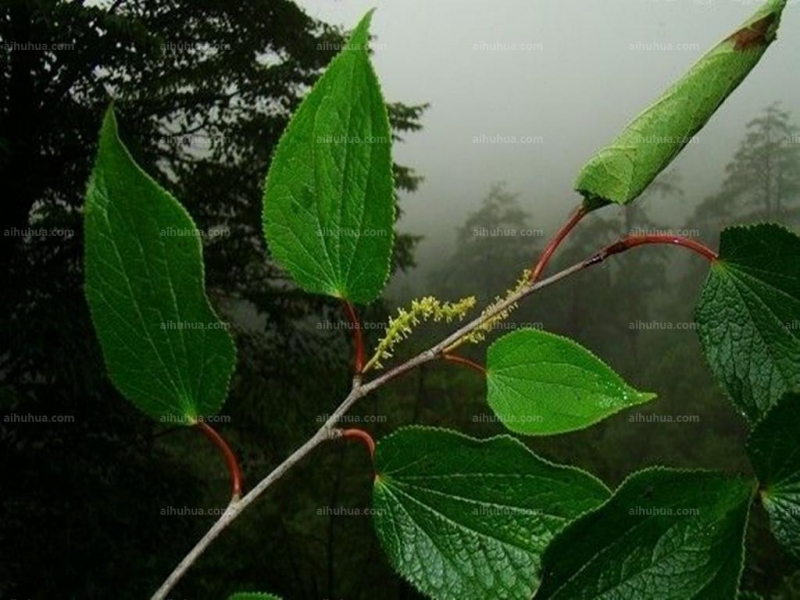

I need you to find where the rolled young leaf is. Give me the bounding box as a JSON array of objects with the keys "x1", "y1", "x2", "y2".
[
  {"x1": 747, "y1": 393, "x2": 800, "y2": 560},
  {"x1": 84, "y1": 107, "x2": 236, "y2": 424},
  {"x1": 694, "y1": 224, "x2": 800, "y2": 423},
  {"x1": 263, "y1": 10, "x2": 395, "y2": 304},
  {"x1": 372, "y1": 427, "x2": 610, "y2": 600},
  {"x1": 536, "y1": 468, "x2": 756, "y2": 599},
  {"x1": 486, "y1": 329, "x2": 656, "y2": 435},
  {"x1": 576, "y1": 0, "x2": 787, "y2": 209}
]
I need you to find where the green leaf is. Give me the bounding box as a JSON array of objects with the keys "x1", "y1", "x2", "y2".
[
  {"x1": 84, "y1": 107, "x2": 236, "y2": 424},
  {"x1": 372, "y1": 427, "x2": 610, "y2": 600},
  {"x1": 485, "y1": 329, "x2": 656, "y2": 435},
  {"x1": 695, "y1": 224, "x2": 800, "y2": 423},
  {"x1": 262, "y1": 10, "x2": 394, "y2": 304},
  {"x1": 747, "y1": 392, "x2": 800, "y2": 560},
  {"x1": 536, "y1": 468, "x2": 756, "y2": 600},
  {"x1": 576, "y1": 0, "x2": 787, "y2": 209},
  {"x1": 227, "y1": 594, "x2": 282, "y2": 600}
]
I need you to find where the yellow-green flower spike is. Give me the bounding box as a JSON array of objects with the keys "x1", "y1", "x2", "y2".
[
  {"x1": 364, "y1": 295, "x2": 476, "y2": 372},
  {"x1": 459, "y1": 269, "x2": 531, "y2": 348}
]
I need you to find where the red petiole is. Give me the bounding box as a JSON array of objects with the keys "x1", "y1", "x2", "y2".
[
  {"x1": 442, "y1": 353, "x2": 487, "y2": 376},
  {"x1": 341, "y1": 428, "x2": 376, "y2": 458},
  {"x1": 588, "y1": 234, "x2": 718, "y2": 265},
  {"x1": 343, "y1": 301, "x2": 365, "y2": 374},
  {"x1": 530, "y1": 205, "x2": 588, "y2": 283},
  {"x1": 196, "y1": 421, "x2": 243, "y2": 500}
]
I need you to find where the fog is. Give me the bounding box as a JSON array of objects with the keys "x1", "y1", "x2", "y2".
[{"x1": 296, "y1": 0, "x2": 800, "y2": 266}]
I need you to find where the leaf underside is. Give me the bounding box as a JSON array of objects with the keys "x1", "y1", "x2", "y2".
[{"x1": 576, "y1": 0, "x2": 786, "y2": 209}]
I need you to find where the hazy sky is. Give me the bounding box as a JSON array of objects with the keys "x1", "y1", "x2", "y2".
[{"x1": 295, "y1": 0, "x2": 800, "y2": 263}]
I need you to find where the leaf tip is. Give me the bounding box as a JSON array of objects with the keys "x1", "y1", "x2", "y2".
[
  {"x1": 639, "y1": 391, "x2": 658, "y2": 404},
  {"x1": 350, "y1": 9, "x2": 377, "y2": 49},
  {"x1": 99, "y1": 104, "x2": 120, "y2": 145}
]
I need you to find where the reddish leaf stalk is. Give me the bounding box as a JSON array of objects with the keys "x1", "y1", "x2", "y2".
[
  {"x1": 589, "y1": 234, "x2": 718, "y2": 265},
  {"x1": 442, "y1": 353, "x2": 487, "y2": 376},
  {"x1": 341, "y1": 428, "x2": 376, "y2": 458},
  {"x1": 343, "y1": 301, "x2": 365, "y2": 373},
  {"x1": 530, "y1": 205, "x2": 588, "y2": 283},
  {"x1": 196, "y1": 421, "x2": 243, "y2": 500}
]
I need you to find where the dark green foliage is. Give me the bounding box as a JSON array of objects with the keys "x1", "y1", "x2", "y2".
[
  {"x1": 371, "y1": 427, "x2": 609, "y2": 599},
  {"x1": 747, "y1": 393, "x2": 800, "y2": 561},
  {"x1": 537, "y1": 469, "x2": 755, "y2": 599},
  {"x1": 695, "y1": 224, "x2": 800, "y2": 423}
]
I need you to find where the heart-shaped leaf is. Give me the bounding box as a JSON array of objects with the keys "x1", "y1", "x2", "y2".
[
  {"x1": 747, "y1": 392, "x2": 800, "y2": 560},
  {"x1": 486, "y1": 329, "x2": 655, "y2": 435},
  {"x1": 84, "y1": 107, "x2": 236, "y2": 424},
  {"x1": 695, "y1": 224, "x2": 800, "y2": 423},
  {"x1": 536, "y1": 468, "x2": 756, "y2": 599},
  {"x1": 263, "y1": 10, "x2": 394, "y2": 304},
  {"x1": 372, "y1": 427, "x2": 610, "y2": 600}
]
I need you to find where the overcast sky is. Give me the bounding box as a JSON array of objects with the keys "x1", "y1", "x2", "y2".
[{"x1": 294, "y1": 0, "x2": 800, "y2": 263}]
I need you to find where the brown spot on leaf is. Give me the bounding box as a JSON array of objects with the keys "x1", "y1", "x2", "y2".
[{"x1": 729, "y1": 14, "x2": 776, "y2": 51}]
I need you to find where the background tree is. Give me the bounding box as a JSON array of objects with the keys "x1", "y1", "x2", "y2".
[
  {"x1": 722, "y1": 103, "x2": 800, "y2": 222},
  {"x1": 616, "y1": 170, "x2": 682, "y2": 363},
  {"x1": 522, "y1": 172, "x2": 680, "y2": 369},
  {"x1": 428, "y1": 182, "x2": 541, "y2": 302},
  {"x1": 683, "y1": 105, "x2": 800, "y2": 304}
]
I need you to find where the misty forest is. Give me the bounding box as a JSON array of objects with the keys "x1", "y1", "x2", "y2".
[{"x1": 2, "y1": 1, "x2": 800, "y2": 599}]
